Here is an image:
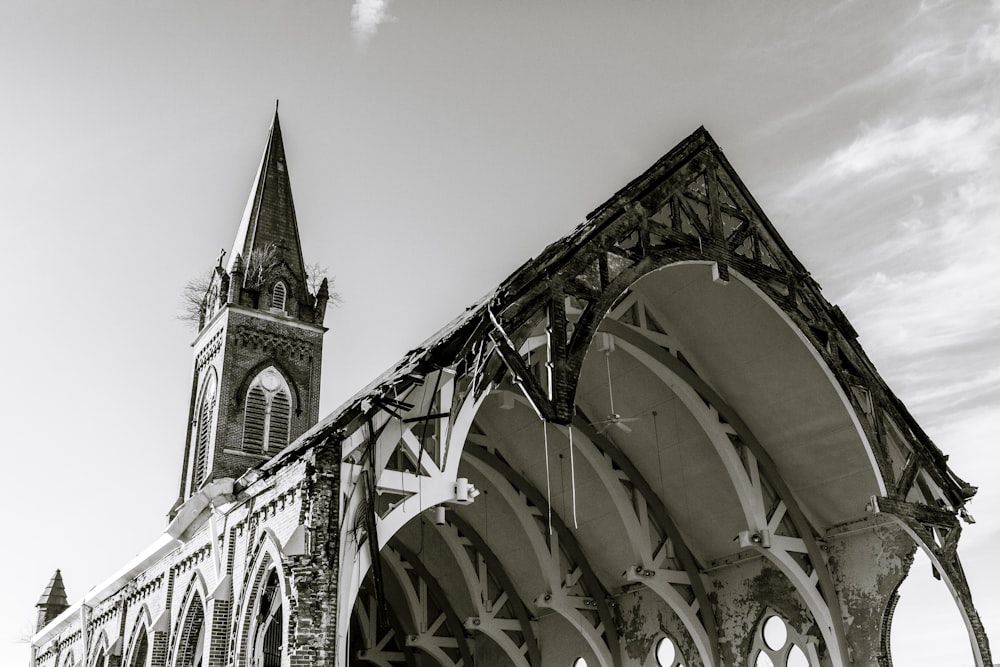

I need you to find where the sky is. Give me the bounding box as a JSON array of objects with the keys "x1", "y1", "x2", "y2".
[{"x1": 1, "y1": 1, "x2": 997, "y2": 665}]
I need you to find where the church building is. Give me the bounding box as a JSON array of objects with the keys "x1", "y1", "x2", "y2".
[{"x1": 29, "y1": 112, "x2": 991, "y2": 667}]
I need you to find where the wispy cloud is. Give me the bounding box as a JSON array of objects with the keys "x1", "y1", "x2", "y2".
[
  {"x1": 800, "y1": 113, "x2": 1000, "y2": 189},
  {"x1": 768, "y1": 3, "x2": 1000, "y2": 483},
  {"x1": 351, "y1": 0, "x2": 394, "y2": 46}
]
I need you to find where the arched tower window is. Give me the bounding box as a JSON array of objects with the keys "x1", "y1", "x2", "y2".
[
  {"x1": 249, "y1": 570, "x2": 285, "y2": 667},
  {"x1": 243, "y1": 367, "x2": 292, "y2": 455},
  {"x1": 271, "y1": 281, "x2": 287, "y2": 312},
  {"x1": 192, "y1": 372, "x2": 218, "y2": 490}
]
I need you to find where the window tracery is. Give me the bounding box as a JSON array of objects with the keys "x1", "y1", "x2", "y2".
[
  {"x1": 750, "y1": 614, "x2": 813, "y2": 667},
  {"x1": 128, "y1": 629, "x2": 149, "y2": 667},
  {"x1": 176, "y1": 592, "x2": 206, "y2": 667},
  {"x1": 248, "y1": 570, "x2": 284, "y2": 667},
  {"x1": 242, "y1": 367, "x2": 292, "y2": 454}
]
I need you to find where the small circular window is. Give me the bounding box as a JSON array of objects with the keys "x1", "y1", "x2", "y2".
[{"x1": 656, "y1": 636, "x2": 683, "y2": 666}]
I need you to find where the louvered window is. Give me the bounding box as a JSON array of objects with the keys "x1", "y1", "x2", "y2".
[
  {"x1": 243, "y1": 386, "x2": 267, "y2": 454},
  {"x1": 271, "y1": 282, "x2": 286, "y2": 312},
  {"x1": 242, "y1": 368, "x2": 292, "y2": 454},
  {"x1": 268, "y1": 390, "x2": 291, "y2": 450},
  {"x1": 192, "y1": 373, "x2": 217, "y2": 490}
]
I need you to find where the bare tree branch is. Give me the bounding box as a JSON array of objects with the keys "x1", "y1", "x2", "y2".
[
  {"x1": 306, "y1": 261, "x2": 343, "y2": 306},
  {"x1": 244, "y1": 243, "x2": 281, "y2": 289},
  {"x1": 178, "y1": 269, "x2": 215, "y2": 329}
]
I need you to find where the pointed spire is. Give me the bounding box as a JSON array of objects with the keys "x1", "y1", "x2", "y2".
[
  {"x1": 36, "y1": 569, "x2": 69, "y2": 629},
  {"x1": 36, "y1": 569, "x2": 68, "y2": 607},
  {"x1": 227, "y1": 108, "x2": 308, "y2": 299}
]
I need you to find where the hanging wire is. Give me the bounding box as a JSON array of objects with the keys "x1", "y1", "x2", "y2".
[
  {"x1": 653, "y1": 410, "x2": 665, "y2": 497},
  {"x1": 605, "y1": 350, "x2": 616, "y2": 415},
  {"x1": 559, "y1": 453, "x2": 566, "y2": 519},
  {"x1": 418, "y1": 504, "x2": 425, "y2": 556},
  {"x1": 672, "y1": 397, "x2": 691, "y2": 521},
  {"x1": 568, "y1": 424, "x2": 578, "y2": 529},
  {"x1": 543, "y1": 420, "x2": 552, "y2": 535}
]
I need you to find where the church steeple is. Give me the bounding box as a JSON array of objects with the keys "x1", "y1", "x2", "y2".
[
  {"x1": 227, "y1": 107, "x2": 309, "y2": 307},
  {"x1": 173, "y1": 111, "x2": 328, "y2": 513},
  {"x1": 35, "y1": 569, "x2": 68, "y2": 631}
]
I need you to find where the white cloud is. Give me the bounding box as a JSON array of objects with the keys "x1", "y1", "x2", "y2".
[
  {"x1": 351, "y1": 0, "x2": 394, "y2": 46},
  {"x1": 970, "y1": 16, "x2": 1000, "y2": 65},
  {"x1": 825, "y1": 114, "x2": 999, "y2": 182}
]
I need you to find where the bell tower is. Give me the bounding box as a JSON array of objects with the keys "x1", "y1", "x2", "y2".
[{"x1": 174, "y1": 110, "x2": 330, "y2": 511}]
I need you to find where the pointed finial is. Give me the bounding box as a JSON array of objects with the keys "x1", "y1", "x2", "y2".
[{"x1": 275, "y1": 99, "x2": 280, "y2": 113}]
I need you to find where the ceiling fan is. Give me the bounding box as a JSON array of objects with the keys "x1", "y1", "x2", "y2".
[{"x1": 590, "y1": 334, "x2": 641, "y2": 434}]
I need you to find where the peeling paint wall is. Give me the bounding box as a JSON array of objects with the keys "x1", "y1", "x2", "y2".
[
  {"x1": 707, "y1": 556, "x2": 824, "y2": 667},
  {"x1": 614, "y1": 587, "x2": 703, "y2": 667},
  {"x1": 826, "y1": 519, "x2": 916, "y2": 667}
]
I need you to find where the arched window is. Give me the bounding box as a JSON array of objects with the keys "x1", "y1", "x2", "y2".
[
  {"x1": 243, "y1": 367, "x2": 292, "y2": 454},
  {"x1": 270, "y1": 282, "x2": 287, "y2": 312},
  {"x1": 177, "y1": 592, "x2": 206, "y2": 667},
  {"x1": 92, "y1": 647, "x2": 107, "y2": 667},
  {"x1": 249, "y1": 570, "x2": 284, "y2": 667},
  {"x1": 192, "y1": 372, "x2": 218, "y2": 490},
  {"x1": 749, "y1": 614, "x2": 814, "y2": 667},
  {"x1": 205, "y1": 283, "x2": 218, "y2": 320},
  {"x1": 128, "y1": 629, "x2": 149, "y2": 667}
]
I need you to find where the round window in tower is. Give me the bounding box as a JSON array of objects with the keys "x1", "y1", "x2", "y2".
[{"x1": 260, "y1": 368, "x2": 281, "y2": 392}]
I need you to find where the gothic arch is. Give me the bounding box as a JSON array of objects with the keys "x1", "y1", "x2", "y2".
[
  {"x1": 189, "y1": 368, "x2": 219, "y2": 493},
  {"x1": 309, "y1": 127, "x2": 986, "y2": 667},
  {"x1": 124, "y1": 605, "x2": 153, "y2": 667},
  {"x1": 234, "y1": 530, "x2": 291, "y2": 667},
  {"x1": 171, "y1": 574, "x2": 209, "y2": 667},
  {"x1": 88, "y1": 630, "x2": 109, "y2": 667},
  {"x1": 231, "y1": 359, "x2": 302, "y2": 418}
]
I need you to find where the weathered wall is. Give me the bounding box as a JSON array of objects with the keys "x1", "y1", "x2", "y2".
[
  {"x1": 707, "y1": 555, "x2": 824, "y2": 667},
  {"x1": 32, "y1": 445, "x2": 341, "y2": 667},
  {"x1": 826, "y1": 518, "x2": 916, "y2": 667},
  {"x1": 615, "y1": 587, "x2": 702, "y2": 667}
]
